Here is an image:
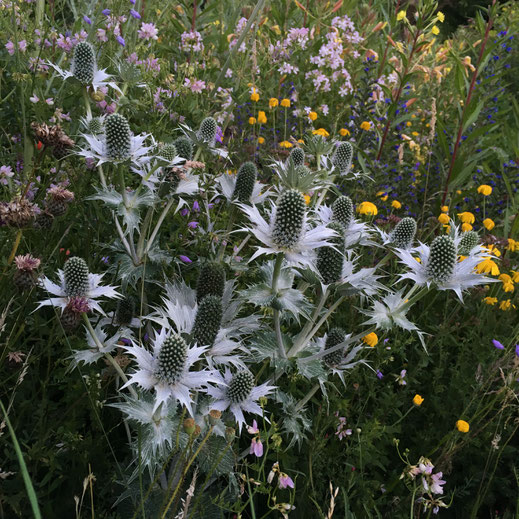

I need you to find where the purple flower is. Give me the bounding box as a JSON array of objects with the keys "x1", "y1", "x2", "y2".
[
  {"x1": 180, "y1": 208, "x2": 189, "y2": 217},
  {"x1": 278, "y1": 472, "x2": 294, "y2": 489},
  {"x1": 83, "y1": 15, "x2": 92, "y2": 25},
  {"x1": 130, "y1": 0, "x2": 136, "y2": 3},
  {"x1": 192, "y1": 201, "x2": 200, "y2": 212},
  {"x1": 179, "y1": 255, "x2": 192, "y2": 264},
  {"x1": 492, "y1": 339, "x2": 505, "y2": 350},
  {"x1": 116, "y1": 36, "x2": 126, "y2": 47},
  {"x1": 376, "y1": 370, "x2": 383, "y2": 380},
  {"x1": 249, "y1": 437, "x2": 263, "y2": 457},
  {"x1": 130, "y1": 9, "x2": 141, "y2": 19},
  {"x1": 187, "y1": 221, "x2": 198, "y2": 229},
  {"x1": 516, "y1": 344, "x2": 519, "y2": 357},
  {"x1": 102, "y1": 8, "x2": 110, "y2": 15}
]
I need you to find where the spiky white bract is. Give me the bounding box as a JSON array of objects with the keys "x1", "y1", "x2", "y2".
[
  {"x1": 362, "y1": 290, "x2": 425, "y2": 347},
  {"x1": 133, "y1": 160, "x2": 199, "y2": 195},
  {"x1": 316, "y1": 204, "x2": 377, "y2": 249},
  {"x1": 69, "y1": 322, "x2": 123, "y2": 368},
  {"x1": 36, "y1": 269, "x2": 120, "y2": 315},
  {"x1": 394, "y1": 237, "x2": 492, "y2": 301},
  {"x1": 122, "y1": 328, "x2": 213, "y2": 415},
  {"x1": 238, "y1": 201, "x2": 337, "y2": 268},
  {"x1": 215, "y1": 172, "x2": 270, "y2": 205},
  {"x1": 78, "y1": 128, "x2": 155, "y2": 168},
  {"x1": 339, "y1": 251, "x2": 384, "y2": 297},
  {"x1": 206, "y1": 368, "x2": 275, "y2": 433},
  {"x1": 178, "y1": 122, "x2": 229, "y2": 159},
  {"x1": 46, "y1": 55, "x2": 122, "y2": 94}
]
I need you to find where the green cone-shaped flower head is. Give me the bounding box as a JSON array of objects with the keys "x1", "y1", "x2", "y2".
[
  {"x1": 87, "y1": 116, "x2": 104, "y2": 135},
  {"x1": 156, "y1": 334, "x2": 188, "y2": 384},
  {"x1": 196, "y1": 262, "x2": 225, "y2": 303},
  {"x1": 105, "y1": 113, "x2": 131, "y2": 161},
  {"x1": 316, "y1": 222, "x2": 345, "y2": 284},
  {"x1": 426, "y1": 235, "x2": 457, "y2": 283},
  {"x1": 332, "y1": 196, "x2": 354, "y2": 228},
  {"x1": 324, "y1": 327, "x2": 346, "y2": 366},
  {"x1": 233, "y1": 162, "x2": 257, "y2": 202},
  {"x1": 228, "y1": 371, "x2": 254, "y2": 404},
  {"x1": 116, "y1": 296, "x2": 135, "y2": 326},
  {"x1": 272, "y1": 189, "x2": 306, "y2": 249},
  {"x1": 390, "y1": 217, "x2": 417, "y2": 249},
  {"x1": 159, "y1": 143, "x2": 177, "y2": 163},
  {"x1": 173, "y1": 136, "x2": 193, "y2": 160},
  {"x1": 332, "y1": 142, "x2": 353, "y2": 173},
  {"x1": 63, "y1": 257, "x2": 89, "y2": 297},
  {"x1": 288, "y1": 147, "x2": 305, "y2": 167},
  {"x1": 458, "y1": 230, "x2": 479, "y2": 255},
  {"x1": 72, "y1": 42, "x2": 96, "y2": 85},
  {"x1": 295, "y1": 165, "x2": 311, "y2": 178},
  {"x1": 192, "y1": 295, "x2": 222, "y2": 347},
  {"x1": 198, "y1": 117, "x2": 217, "y2": 143}
]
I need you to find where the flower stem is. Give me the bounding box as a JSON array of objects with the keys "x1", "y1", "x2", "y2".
[
  {"x1": 272, "y1": 254, "x2": 286, "y2": 359},
  {"x1": 144, "y1": 198, "x2": 175, "y2": 255},
  {"x1": 7, "y1": 229, "x2": 23, "y2": 265},
  {"x1": 295, "y1": 382, "x2": 320, "y2": 412}
]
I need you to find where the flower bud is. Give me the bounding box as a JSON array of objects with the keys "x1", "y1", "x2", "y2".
[
  {"x1": 196, "y1": 261, "x2": 225, "y2": 303},
  {"x1": 72, "y1": 42, "x2": 96, "y2": 85},
  {"x1": 233, "y1": 162, "x2": 257, "y2": 202},
  {"x1": 156, "y1": 334, "x2": 188, "y2": 384},
  {"x1": 332, "y1": 196, "x2": 354, "y2": 228},
  {"x1": 272, "y1": 190, "x2": 306, "y2": 249},
  {"x1": 426, "y1": 235, "x2": 457, "y2": 283},
  {"x1": 63, "y1": 257, "x2": 89, "y2": 297},
  {"x1": 389, "y1": 217, "x2": 417, "y2": 249},
  {"x1": 105, "y1": 113, "x2": 131, "y2": 161},
  {"x1": 316, "y1": 222, "x2": 344, "y2": 284},
  {"x1": 323, "y1": 327, "x2": 346, "y2": 366},
  {"x1": 192, "y1": 295, "x2": 222, "y2": 347}
]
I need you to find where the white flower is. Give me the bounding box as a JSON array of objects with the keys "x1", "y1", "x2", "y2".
[
  {"x1": 36, "y1": 269, "x2": 120, "y2": 315},
  {"x1": 215, "y1": 172, "x2": 270, "y2": 205},
  {"x1": 238, "y1": 202, "x2": 337, "y2": 268},
  {"x1": 122, "y1": 328, "x2": 214, "y2": 415},
  {"x1": 206, "y1": 368, "x2": 275, "y2": 432}
]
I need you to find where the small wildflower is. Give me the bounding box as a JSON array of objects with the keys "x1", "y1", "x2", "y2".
[
  {"x1": 257, "y1": 111, "x2": 267, "y2": 124},
  {"x1": 492, "y1": 339, "x2": 505, "y2": 350},
  {"x1": 362, "y1": 332, "x2": 378, "y2": 347},
  {"x1": 250, "y1": 88, "x2": 259, "y2": 102},
  {"x1": 431, "y1": 25, "x2": 440, "y2": 35},
  {"x1": 476, "y1": 258, "x2": 499, "y2": 276},
  {"x1": 258, "y1": 136, "x2": 265, "y2": 144},
  {"x1": 483, "y1": 296, "x2": 497, "y2": 305},
  {"x1": 438, "y1": 213, "x2": 449, "y2": 224},
  {"x1": 397, "y1": 10, "x2": 407, "y2": 21},
  {"x1": 269, "y1": 98, "x2": 279, "y2": 108},
  {"x1": 280, "y1": 98, "x2": 291, "y2": 108},
  {"x1": 437, "y1": 11, "x2": 445, "y2": 22},
  {"x1": 457, "y1": 212, "x2": 475, "y2": 224},
  {"x1": 360, "y1": 121, "x2": 371, "y2": 131},
  {"x1": 456, "y1": 420, "x2": 470, "y2": 433},
  {"x1": 483, "y1": 218, "x2": 495, "y2": 231},
  {"x1": 356, "y1": 201, "x2": 378, "y2": 216},
  {"x1": 279, "y1": 140, "x2": 293, "y2": 148},
  {"x1": 392, "y1": 200, "x2": 402, "y2": 210},
  {"x1": 477, "y1": 184, "x2": 492, "y2": 196},
  {"x1": 312, "y1": 128, "x2": 329, "y2": 137},
  {"x1": 413, "y1": 394, "x2": 424, "y2": 406},
  {"x1": 249, "y1": 117, "x2": 257, "y2": 125},
  {"x1": 461, "y1": 223, "x2": 473, "y2": 232},
  {"x1": 339, "y1": 128, "x2": 351, "y2": 137},
  {"x1": 308, "y1": 111, "x2": 317, "y2": 121}
]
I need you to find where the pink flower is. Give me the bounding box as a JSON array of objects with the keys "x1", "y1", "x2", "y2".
[
  {"x1": 18, "y1": 40, "x2": 27, "y2": 53},
  {"x1": 5, "y1": 41, "x2": 15, "y2": 55},
  {"x1": 138, "y1": 22, "x2": 158, "y2": 41},
  {"x1": 250, "y1": 437, "x2": 263, "y2": 457},
  {"x1": 278, "y1": 472, "x2": 294, "y2": 489},
  {"x1": 97, "y1": 29, "x2": 108, "y2": 42},
  {"x1": 184, "y1": 78, "x2": 206, "y2": 93}
]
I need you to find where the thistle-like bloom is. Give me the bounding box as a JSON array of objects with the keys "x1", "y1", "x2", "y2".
[
  {"x1": 378, "y1": 217, "x2": 417, "y2": 250},
  {"x1": 36, "y1": 257, "x2": 120, "y2": 315},
  {"x1": 206, "y1": 368, "x2": 275, "y2": 432},
  {"x1": 239, "y1": 190, "x2": 336, "y2": 268},
  {"x1": 47, "y1": 42, "x2": 122, "y2": 93},
  {"x1": 215, "y1": 166, "x2": 270, "y2": 205},
  {"x1": 78, "y1": 113, "x2": 154, "y2": 167},
  {"x1": 394, "y1": 226, "x2": 494, "y2": 301},
  {"x1": 122, "y1": 328, "x2": 212, "y2": 415}
]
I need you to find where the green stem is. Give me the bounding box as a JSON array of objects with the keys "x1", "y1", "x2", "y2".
[
  {"x1": 272, "y1": 254, "x2": 286, "y2": 358},
  {"x1": 145, "y1": 198, "x2": 175, "y2": 255},
  {"x1": 295, "y1": 382, "x2": 320, "y2": 412}
]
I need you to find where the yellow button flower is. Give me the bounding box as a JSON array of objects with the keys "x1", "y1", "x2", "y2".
[
  {"x1": 477, "y1": 184, "x2": 492, "y2": 196},
  {"x1": 356, "y1": 201, "x2": 378, "y2": 216},
  {"x1": 308, "y1": 111, "x2": 317, "y2": 121},
  {"x1": 457, "y1": 211, "x2": 475, "y2": 224},
  {"x1": 483, "y1": 218, "x2": 495, "y2": 231},
  {"x1": 437, "y1": 11, "x2": 445, "y2": 22},
  {"x1": 280, "y1": 98, "x2": 291, "y2": 108},
  {"x1": 483, "y1": 296, "x2": 498, "y2": 305},
  {"x1": 431, "y1": 25, "x2": 440, "y2": 35},
  {"x1": 476, "y1": 258, "x2": 500, "y2": 276},
  {"x1": 250, "y1": 88, "x2": 259, "y2": 102},
  {"x1": 339, "y1": 128, "x2": 350, "y2": 137},
  {"x1": 499, "y1": 299, "x2": 515, "y2": 311},
  {"x1": 303, "y1": 194, "x2": 311, "y2": 205},
  {"x1": 441, "y1": 205, "x2": 449, "y2": 213},
  {"x1": 258, "y1": 136, "x2": 265, "y2": 144},
  {"x1": 456, "y1": 420, "x2": 470, "y2": 433},
  {"x1": 506, "y1": 238, "x2": 518, "y2": 252},
  {"x1": 485, "y1": 244, "x2": 501, "y2": 257},
  {"x1": 362, "y1": 332, "x2": 378, "y2": 347},
  {"x1": 249, "y1": 117, "x2": 257, "y2": 125},
  {"x1": 360, "y1": 121, "x2": 371, "y2": 131},
  {"x1": 257, "y1": 111, "x2": 267, "y2": 124},
  {"x1": 392, "y1": 200, "x2": 402, "y2": 209},
  {"x1": 269, "y1": 98, "x2": 279, "y2": 108},
  {"x1": 438, "y1": 213, "x2": 450, "y2": 225},
  {"x1": 413, "y1": 394, "x2": 424, "y2": 406},
  {"x1": 511, "y1": 270, "x2": 519, "y2": 282},
  {"x1": 461, "y1": 223, "x2": 473, "y2": 232},
  {"x1": 312, "y1": 128, "x2": 329, "y2": 137},
  {"x1": 279, "y1": 140, "x2": 293, "y2": 148},
  {"x1": 396, "y1": 10, "x2": 407, "y2": 21}
]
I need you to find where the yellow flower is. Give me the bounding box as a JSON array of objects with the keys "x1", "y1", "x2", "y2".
[
  {"x1": 458, "y1": 255, "x2": 467, "y2": 262},
  {"x1": 303, "y1": 194, "x2": 311, "y2": 205},
  {"x1": 250, "y1": 88, "x2": 259, "y2": 102},
  {"x1": 339, "y1": 128, "x2": 350, "y2": 137},
  {"x1": 438, "y1": 213, "x2": 450, "y2": 225},
  {"x1": 280, "y1": 98, "x2": 291, "y2": 108},
  {"x1": 456, "y1": 420, "x2": 470, "y2": 433},
  {"x1": 461, "y1": 223, "x2": 473, "y2": 232},
  {"x1": 437, "y1": 11, "x2": 445, "y2": 23},
  {"x1": 396, "y1": 10, "x2": 407, "y2": 21},
  {"x1": 483, "y1": 296, "x2": 498, "y2": 305},
  {"x1": 308, "y1": 111, "x2": 318, "y2": 121},
  {"x1": 499, "y1": 299, "x2": 515, "y2": 311},
  {"x1": 485, "y1": 244, "x2": 501, "y2": 257},
  {"x1": 356, "y1": 201, "x2": 378, "y2": 216},
  {"x1": 312, "y1": 128, "x2": 329, "y2": 137},
  {"x1": 269, "y1": 98, "x2": 279, "y2": 108},
  {"x1": 362, "y1": 332, "x2": 378, "y2": 347},
  {"x1": 511, "y1": 270, "x2": 519, "y2": 282},
  {"x1": 499, "y1": 274, "x2": 514, "y2": 291},
  {"x1": 483, "y1": 218, "x2": 495, "y2": 231},
  {"x1": 431, "y1": 25, "x2": 440, "y2": 35},
  {"x1": 258, "y1": 136, "x2": 265, "y2": 144},
  {"x1": 392, "y1": 200, "x2": 402, "y2": 209},
  {"x1": 257, "y1": 111, "x2": 267, "y2": 124},
  {"x1": 477, "y1": 184, "x2": 492, "y2": 196},
  {"x1": 457, "y1": 211, "x2": 475, "y2": 224},
  {"x1": 297, "y1": 139, "x2": 304, "y2": 144},
  {"x1": 476, "y1": 258, "x2": 500, "y2": 276},
  {"x1": 279, "y1": 140, "x2": 293, "y2": 148},
  {"x1": 406, "y1": 121, "x2": 412, "y2": 127},
  {"x1": 360, "y1": 121, "x2": 371, "y2": 131},
  {"x1": 376, "y1": 190, "x2": 386, "y2": 197},
  {"x1": 506, "y1": 238, "x2": 518, "y2": 252},
  {"x1": 412, "y1": 131, "x2": 419, "y2": 137},
  {"x1": 441, "y1": 206, "x2": 449, "y2": 213},
  {"x1": 413, "y1": 394, "x2": 424, "y2": 406},
  {"x1": 249, "y1": 117, "x2": 257, "y2": 125}
]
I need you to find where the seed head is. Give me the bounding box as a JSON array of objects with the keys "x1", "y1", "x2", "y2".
[
  {"x1": 233, "y1": 162, "x2": 257, "y2": 202},
  {"x1": 156, "y1": 334, "x2": 188, "y2": 384},
  {"x1": 63, "y1": 257, "x2": 90, "y2": 297},
  {"x1": 228, "y1": 371, "x2": 254, "y2": 404},
  {"x1": 72, "y1": 42, "x2": 96, "y2": 85},
  {"x1": 105, "y1": 113, "x2": 132, "y2": 161},
  {"x1": 426, "y1": 235, "x2": 457, "y2": 283},
  {"x1": 272, "y1": 190, "x2": 306, "y2": 249}
]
